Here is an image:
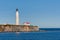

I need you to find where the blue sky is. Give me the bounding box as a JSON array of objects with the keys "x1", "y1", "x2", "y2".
[{"x1": 0, "y1": 0, "x2": 60, "y2": 28}]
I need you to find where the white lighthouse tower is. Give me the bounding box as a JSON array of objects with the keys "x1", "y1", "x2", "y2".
[{"x1": 16, "y1": 8, "x2": 19, "y2": 25}]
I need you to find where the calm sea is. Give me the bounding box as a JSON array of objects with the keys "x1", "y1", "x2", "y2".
[{"x1": 0, "y1": 28, "x2": 60, "y2": 40}]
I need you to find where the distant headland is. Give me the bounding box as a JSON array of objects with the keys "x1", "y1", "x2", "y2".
[{"x1": 0, "y1": 9, "x2": 39, "y2": 32}]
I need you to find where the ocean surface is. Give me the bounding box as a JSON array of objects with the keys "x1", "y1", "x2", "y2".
[{"x1": 0, "y1": 28, "x2": 60, "y2": 40}]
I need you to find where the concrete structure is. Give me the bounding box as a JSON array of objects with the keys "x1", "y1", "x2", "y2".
[{"x1": 0, "y1": 9, "x2": 39, "y2": 32}]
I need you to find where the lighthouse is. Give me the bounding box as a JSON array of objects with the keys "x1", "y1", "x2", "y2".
[{"x1": 16, "y1": 8, "x2": 19, "y2": 25}]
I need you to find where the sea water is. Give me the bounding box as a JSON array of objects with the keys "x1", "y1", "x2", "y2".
[{"x1": 0, "y1": 28, "x2": 60, "y2": 40}]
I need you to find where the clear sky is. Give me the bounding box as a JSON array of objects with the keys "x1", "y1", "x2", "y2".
[{"x1": 0, "y1": 0, "x2": 60, "y2": 28}]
